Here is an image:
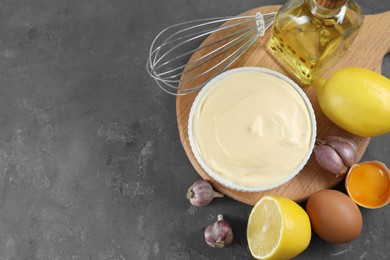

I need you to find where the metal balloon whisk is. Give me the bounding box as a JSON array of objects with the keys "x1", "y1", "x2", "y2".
[{"x1": 146, "y1": 11, "x2": 277, "y2": 95}]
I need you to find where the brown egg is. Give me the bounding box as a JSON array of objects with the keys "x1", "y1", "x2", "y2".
[{"x1": 306, "y1": 189, "x2": 362, "y2": 244}]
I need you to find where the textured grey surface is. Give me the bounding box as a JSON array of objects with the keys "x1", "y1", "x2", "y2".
[{"x1": 0, "y1": 0, "x2": 389, "y2": 259}]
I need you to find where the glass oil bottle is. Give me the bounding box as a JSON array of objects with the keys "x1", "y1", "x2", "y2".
[{"x1": 267, "y1": 0, "x2": 364, "y2": 85}]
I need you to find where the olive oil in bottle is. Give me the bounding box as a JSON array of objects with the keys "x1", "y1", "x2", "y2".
[{"x1": 267, "y1": 0, "x2": 364, "y2": 85}]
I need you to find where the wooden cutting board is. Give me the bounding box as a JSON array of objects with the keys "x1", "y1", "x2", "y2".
[{"x1": 176, "y1": 5, "x2": 390, "y2": 205}]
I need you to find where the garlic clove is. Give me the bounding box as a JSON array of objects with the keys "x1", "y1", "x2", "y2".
[
  {"x1": 204, "y1": 214, "x2": 233, "y2": 248},
  {"x1": 186, "y1": 180, "x2": 224, "y2": 207},
  {"x1": 314, "y1": 144, "x2": 347, "y2": 176},
  {"x1": 324, "y1": 136, "x2": 357, "y2": 167}
]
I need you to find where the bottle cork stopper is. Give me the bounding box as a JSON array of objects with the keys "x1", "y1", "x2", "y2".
[{"x1": 316, "y1": 0, "x2": 348, "y2": 9}]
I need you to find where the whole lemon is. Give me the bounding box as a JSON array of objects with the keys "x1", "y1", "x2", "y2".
[{"x1": 313, "y1": 68, "x2": 390, "y2": 137}]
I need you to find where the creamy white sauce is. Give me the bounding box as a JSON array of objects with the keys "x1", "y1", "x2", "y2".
[{"x1": 191, "y1": 70, "x2": 313, "y2": 188}]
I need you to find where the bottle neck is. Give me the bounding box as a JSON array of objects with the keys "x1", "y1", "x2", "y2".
[{"x1": 309, "y1": 0, "x2": 344, "y2": 18}]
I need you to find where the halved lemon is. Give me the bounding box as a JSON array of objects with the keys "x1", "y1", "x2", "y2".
[{"x1": 247, "y1": 196, "x2": 311, "y2": 259}]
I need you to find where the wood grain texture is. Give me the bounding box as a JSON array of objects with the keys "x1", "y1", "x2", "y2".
[{"x1": 176, "y1": 5, "x2": 390, "y2": 205}]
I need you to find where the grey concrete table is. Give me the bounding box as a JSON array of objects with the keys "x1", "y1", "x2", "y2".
[{"x1": 0, "y1": 0, "x2": 389, "y2": 259}]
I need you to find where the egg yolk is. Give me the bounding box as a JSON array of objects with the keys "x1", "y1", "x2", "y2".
[{"x1": 347, "y1": 163, "x2": 390, "y2": 208}]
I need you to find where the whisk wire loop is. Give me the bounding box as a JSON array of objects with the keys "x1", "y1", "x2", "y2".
[
  {"x1": 157, "y1": 26, "x2": 258, "y2": 82},
  {"x1": 146, "y1": 11, "x2": 277, "y2": 96}
]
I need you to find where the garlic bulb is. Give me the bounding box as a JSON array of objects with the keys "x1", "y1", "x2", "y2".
[
  {"x1": 186, "y1": 180, "x2": 224, "y2": 207},
  {"x1": 314, "y1": 145, "x2": 348, "y2": 175},
  {"x1": 324, "y1": 136, "x2": 357, "y2": 167},
  {"x1": 314, "y1": 136, "x2": 358, "y2": 176},
  {"x1": 204, "y1": 214, "x2": 233, "y2": 248}
]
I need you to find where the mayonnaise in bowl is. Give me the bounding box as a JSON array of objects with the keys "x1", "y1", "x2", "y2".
[{"x1": 188, "y1": 67, "x2": 316, "y2": 192}]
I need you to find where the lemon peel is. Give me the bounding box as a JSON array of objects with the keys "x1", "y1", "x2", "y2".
[{"x1": 313, "y1": 67, "x2": 390, "y2": 137}]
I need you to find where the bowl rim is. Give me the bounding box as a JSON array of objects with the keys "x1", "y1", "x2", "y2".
[{"x1": 188, "y1": 67, "x2": 317, "y2": 192}]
